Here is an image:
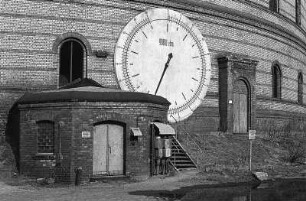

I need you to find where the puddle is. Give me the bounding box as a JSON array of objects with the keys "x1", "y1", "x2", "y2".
[{"x1": 129, "y1": 179, "x2": 306, "y2": 201}]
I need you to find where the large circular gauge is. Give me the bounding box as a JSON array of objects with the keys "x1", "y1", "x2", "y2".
[{"x1": 114, "y1": 8, "x2": 211, "y2": 122}]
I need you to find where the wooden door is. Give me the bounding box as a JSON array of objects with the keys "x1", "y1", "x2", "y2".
[
  {"x1": 233, "y1": 93, "x2": 248, "y2": 133},
  {"x1": 233, "y1": 80, "x2": 248, "y2": 133},
  {"x1": 93, "y1": 124, "x2": 108, "y2": 175},
  {"x1": 93, "y1": 124, "x2": 123, "y2": 175},
  {"x1": 108, "y1": 124, "x2": 124, "y2": 175}
]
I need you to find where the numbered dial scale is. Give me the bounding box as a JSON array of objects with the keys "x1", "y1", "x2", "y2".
[{"x1": 114, "y1": 8, "x2": 211, "y2": 123}]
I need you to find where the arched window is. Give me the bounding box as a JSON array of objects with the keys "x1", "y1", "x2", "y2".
[
  {"x1": 59, "y1": 39, "x2": 84, "y2": 86},
  {"x1": 37, "y1": 120, "x2": 55, "y2": 154},
  {"x1": 269, "y1": 0, "x2": 279, "y2": 12},
  {"x1": 298, "y1": 72, "x2": 303, "y2": 104},
  {"x1": 296, "y1": 0, "x2": 301, "y2": 26},
  {"x1": 272, "y1": 64, "x2": 281, "y2": 99}
]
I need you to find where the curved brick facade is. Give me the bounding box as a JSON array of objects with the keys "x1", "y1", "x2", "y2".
[
  {"x1": 11, "y1": 86, "x2": 169, "y2": 182},
  {"x1": 1, "y1": 0, "x2": 306, "y2": 140}
]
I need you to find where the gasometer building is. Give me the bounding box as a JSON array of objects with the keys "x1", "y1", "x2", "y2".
[{"x1": 1, "y1": 0, "x2": 306, "y2": 181}]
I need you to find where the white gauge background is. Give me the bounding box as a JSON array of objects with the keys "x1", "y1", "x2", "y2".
[{"x1": 115, "y1": 8, "x2": 211, "y2": 122}]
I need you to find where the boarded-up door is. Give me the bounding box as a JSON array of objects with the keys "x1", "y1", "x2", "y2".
[
  {"x1": 93, "y1": 124, "x2": 124, "y2": 175},
  {"x1": 233, "y1": 80, "x2": 249, "y2": 133}
]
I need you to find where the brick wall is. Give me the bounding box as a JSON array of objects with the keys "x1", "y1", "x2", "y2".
[
  {"x1": 18, "y1": 106, "x2": 72, "y2": 180},
  {"x1": 16, "y1": 101, "x2": 168, "y2": 182},
  {"x1": 1, "y1": 0, "x2": 306, "y2": 142}
]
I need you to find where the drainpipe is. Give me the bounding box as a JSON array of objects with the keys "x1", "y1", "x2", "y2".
[
  {"x1": 150, "y1": 124, "x2": 154, "y2": 176},
  {"x1": 85, "y1": 48, "x2": 88, "y2": 78},
  {"x1": 57, "y1": 121, "x2": 65, "y2": 164}
]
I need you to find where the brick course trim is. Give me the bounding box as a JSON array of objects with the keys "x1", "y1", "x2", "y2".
[
  {"x1": 126, "y1": 0, "x2": 306, "y2": 52},
  {"x1": 207, "y1": 34, "x2": 306, "y2": 67},
  {"x1": 257, "y1": 95, "x2": 306, "y2": 106}
]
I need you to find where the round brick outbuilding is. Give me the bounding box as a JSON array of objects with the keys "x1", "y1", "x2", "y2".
[{"x1": 12, "y1": 79, "x2": 170, "y2": 183}]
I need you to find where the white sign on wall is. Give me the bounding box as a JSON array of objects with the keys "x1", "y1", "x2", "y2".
[
  {"x1": 248, "y1": 130, "x2": 256, "y2": 140},
  {"x1": 82, "y1": 131, "x2": 91, "y2": 138}
]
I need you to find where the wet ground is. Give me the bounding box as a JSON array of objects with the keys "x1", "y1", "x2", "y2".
[
  {"x1": 130, "y1": 178, "x2": 306, "y2": 201},
  {"x1": 1, "y1": 170, "x2": 198, "y2": 201},
  {"x1": 0, "y1": 170, "x2": 306, "y2": 201}
]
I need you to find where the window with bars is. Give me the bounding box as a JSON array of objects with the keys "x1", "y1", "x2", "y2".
[
  {"x1": 59, "y1": 39, "x2": 84, "y2": 86},
  {"x1": 269, "y1": 0, "x2": 279, "y2": 12},
  {"x1": 272, "y1": 64, "x2": 282, "y2": 99},
  {"x1": 37, "y1": 120, "x2": 55, "y2": 154},
  {"x1": 298, "y1": 72, "x2": 303, "y2": 104},
  {"x1": 296, "y1": 0, "x2": 301, "y2": 26}
]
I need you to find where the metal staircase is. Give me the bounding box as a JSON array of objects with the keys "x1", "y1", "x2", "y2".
[{"x1": 170, "y1": 137, "x2": 197, "y2": 171}]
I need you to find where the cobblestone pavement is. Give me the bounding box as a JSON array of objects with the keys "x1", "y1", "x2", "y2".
[{"x1": 0, "y1": 170, "x2": 198, "y2": 201}]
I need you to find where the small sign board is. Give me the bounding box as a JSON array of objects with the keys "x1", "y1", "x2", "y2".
[
  {"x1": 130, "y1": 127, "x2": 142, "y2": 136},
  {"x1": 82, "y1": 131, "x2": 91, "y2": 138},
  {"x1": 248, "y1": 130, "x2": 256, "y2": 140}
]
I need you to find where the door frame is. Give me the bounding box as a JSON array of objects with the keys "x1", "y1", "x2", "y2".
[
  {"x1": 93, "y1": 120, "x2": 126, "y2": 176},
  {"x1": 217, "y1": 55, "x2": 257, "y2": 134}
]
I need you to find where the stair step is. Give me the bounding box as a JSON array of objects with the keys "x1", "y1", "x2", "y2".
[
  {"x1": 171, "y1": 150, "x2": 185, "y2": 153},
  {"x1": 174, "y1": 163, "x2": 196, "y2": 166},
  {"x1": 177, "y1": 167, "x2": 197, "y2": 171},
  {"x1": 171, "y1": 148, "x2": 185, "y2": 151},
  {"x1": 171, "y1": 147, "x2": 182, "y2": 150},
  {"x1": 172, "y1": 150, "x2": 184, "y2": 152},
  {"x1": 171, "y1": 147, "x2": 184, "y2": 150},
  {"x1": 172, "y1": 152, "x2": 188, "y2": 155},
  {"x1": 171, "y1": 153, "x2": 186, "y2": 157},
  {"x1": 171, "y1": 155, "x2": 190, "y2": 158},
  {"x1": 171, "y1": 160, "x2": 193, "y2": 164},
  {"x1": 169, "y1": 137, "x2": 197, "y2": 171},
  {"x1": 172, "y1": 164, "x2": 196, "y2": 168},
  {"x1": 172, "y1": 163, "x2": 195, "y2": 167},
  {"x1": 171, "y1": 160, "x2": 195, "y2": 163},
  {"x1": 171, "y1": 158, "x2": 193, "y2": 160},
  {"x1": 171, "y1": 156, "x2": 193, "y2": 160},
  {"x1": 174, "y1": 164, "x2": 197, "y2": 168}
]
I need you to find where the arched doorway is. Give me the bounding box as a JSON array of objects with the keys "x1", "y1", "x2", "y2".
[
  {"x1": 233, "y1": 79, "x2": 250, "y2": 134},
  {"x1": 93, "y1": 123, "x2": 124, "y2": 176}
]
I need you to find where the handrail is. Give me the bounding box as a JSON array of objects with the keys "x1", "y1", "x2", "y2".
[
  {"x1": 172, "y1": 136, "x2": 198, "y2": 168},
  {"x1": 178, "y1": 127, "x2": 203, "y2": 165},
  {"x1": 169, "y1": 160, "x2": 179, "y2": 172}
]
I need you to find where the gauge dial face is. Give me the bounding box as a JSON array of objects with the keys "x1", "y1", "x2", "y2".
[{"x1": 114, "y1": 8, "x2": 211, "y2": 123}]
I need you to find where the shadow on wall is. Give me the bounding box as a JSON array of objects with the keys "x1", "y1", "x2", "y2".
[{"x1": 3, "y1": 104, "x2": 19, "y2": 174}]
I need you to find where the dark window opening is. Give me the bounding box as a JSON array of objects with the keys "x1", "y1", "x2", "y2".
[
  {"x1": 272, "y1": 64, "x2": 281, "y2": 99},
  {"x1": 37, "y1": 121, "x2": 55, "y2": 154},
  {"x1": 298, "y1": 72, "x2": 303, "y2": 104},
  {"x1": 59, "y1": 39, "x2": 84, "y2": 86},
  {"x1": 269, "y1": 0, "x2": 279, "y2": 12},
  {"x1": 296, "y1": 0, "x2": 301, "y2": 26}
]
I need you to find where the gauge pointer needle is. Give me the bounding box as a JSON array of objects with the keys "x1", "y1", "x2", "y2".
[{"x1": 155, "y1": 53, "x2": 173, "y2": 95}]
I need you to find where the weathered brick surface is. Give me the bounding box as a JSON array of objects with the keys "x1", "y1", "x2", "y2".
[
  {"x1": 16, "y1": 101, "x2": 168, "y2": 182},
  {"x1": 1, "y1": 0, "x2": 306, "y2": 143}
]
